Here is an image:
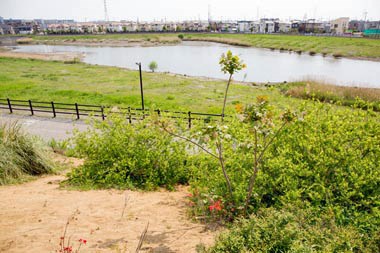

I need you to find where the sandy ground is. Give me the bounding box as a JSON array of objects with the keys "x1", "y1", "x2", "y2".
[
  {"x1": 0, "y1": 47, "x2": 83, "y2": 61},
  {"x1": 0, "y1": 157, "x2": 218, "y2": 253}
]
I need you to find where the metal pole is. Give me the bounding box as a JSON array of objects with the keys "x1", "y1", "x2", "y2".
[
  {"x1": 188, "y1": 111, "x2": 192, "y2": 129},
  {"x1": 136, "y1": 62, "x2": 145, "y2": 111},
  {"x1": 51, "y1": 101, "x2": 56, "y2": 118},
  {"x1": 7, "y1": 98, "x2": 12, "y2": 114},
  {"x1": 75, "y1": 103, "x2": 80, "y2": 120},
  {"x1": 101, "y1": 106, "x2": 105, "y2": 120},
  {"x1": 28, "y1": 100, "x2": 34, "y2": 116}
]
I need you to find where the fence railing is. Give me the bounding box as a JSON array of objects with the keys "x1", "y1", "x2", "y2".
[{"x1": 0, "y1": 98, "x2": 226, "y2": 128}]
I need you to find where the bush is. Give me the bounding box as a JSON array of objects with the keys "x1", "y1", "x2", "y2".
[
  {"x1": 67, "y1": 115, "x2": 190, "y2": 190},
  {"x1": 148, "y1": 61, "x2": 158, "y2": 72},
  {"x1": 188, "y1": 102, "x2": 379, "y2": 244},
  {"x1": 209, "y1": 207, "x2": 378, "y2": 252},
  {"x1": 178, "y1": 34, "x2": 184, "y2": 39},
  {"x1": 0, "y1": 122, "x2": 54, "y2": 185}
]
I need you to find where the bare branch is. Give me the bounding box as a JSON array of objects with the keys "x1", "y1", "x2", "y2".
[{"x1": 161, "y1": 126, "x2": 219, "y2": 159}]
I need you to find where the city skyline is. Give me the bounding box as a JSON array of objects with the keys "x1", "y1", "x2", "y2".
[{"x1": 1, "y1": 0, "x2": 380, "y2": 22}]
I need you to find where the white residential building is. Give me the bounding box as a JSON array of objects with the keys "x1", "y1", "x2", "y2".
[
  {"x1": 279, "y1": 22, "x2": 291, "y2": 33},
  {"x1": 330, "y1": 17, "x2": 349, "y2": 34}
]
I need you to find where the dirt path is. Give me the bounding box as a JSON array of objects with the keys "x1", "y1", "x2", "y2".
[{"x1": 0, "y1": 160, "x2": 217, "y2": 253}]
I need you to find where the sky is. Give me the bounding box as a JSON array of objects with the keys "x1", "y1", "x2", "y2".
[{"x1": 0, "y1": 0, "x2": 379, "y2": 22}]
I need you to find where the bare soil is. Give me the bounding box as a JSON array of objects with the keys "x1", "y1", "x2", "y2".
[
  {"x1": 0, "y1": 157, "x2": 218, "y2": 253},
  {"x1": 0, "y1": 49, "x2": 84, "y2": 61}
]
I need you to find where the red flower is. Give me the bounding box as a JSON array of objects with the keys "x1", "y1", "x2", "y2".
[
  {"x1": 209, "y1": 200, "x2": 222, "y2": 212},
  {"x1": 63, "y1": 246, "x2": 72, "y2": 252},
  {"x1": 79, "y1": 238, "x2": 87, "y2": 245},
  {"x1": 186, "y1": 193, "x2": 193, "y2": 198}
]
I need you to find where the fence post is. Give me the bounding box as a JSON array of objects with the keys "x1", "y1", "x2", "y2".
[
  {"x1": 128, "y1": 107, "x2": 132, "y2": 124},
  {"x1": 188, "y1": 111, "x2": 192, "y2": 129},
  {"x1": 28, "y1": 100, "x2": 34, "y2": 116},
  {"x1": 101, "y1": 106, "x2": 105, "y2": 120},
  {"x1": 51, "y1": 101, "x2": 56, "y2": 118},
  {"x1": 7, "y1": 98, "x2": 12, "y2": 114},
  {"x1": 75, "y1": 103, "x2": 80, "y2": 120}
]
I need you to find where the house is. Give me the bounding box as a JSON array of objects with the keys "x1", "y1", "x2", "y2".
[
  {"x1": 237, "y1": 21, "x2": 252, "y2": 33},
  {"x1": 330, "y1": 17, "x2": 349, "y2": 34},
  {"x1": 151, "y1": 22, "x2": 164, "y2": 32},
  {"x1": 278, "y1": 22, "x2": 291, "y2": 33},
  {"x1": 349, "y1": 20, "x2": 366, "y2": 32},
  {"x1": 0, "y1": 24, "x2": 15, "y2": 34},
  {"x1": 220, "y1": 21, "x2": 238, "y2": 33},
  {"x1": 137, "y1": 22, "x2": 151, "y2": 32},
  {"x1": 259, "y1": 19, "x2": 277, "y2": 33},
  {"x1": 165, "y1": 22, "x2": 177, "y2": 32},
  {"x1": 124, "y1": 22, "x2": 138, "y2": 32}
]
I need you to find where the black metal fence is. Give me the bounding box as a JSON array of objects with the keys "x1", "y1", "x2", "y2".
[{"x1": 0, "y1": 98, "x2": 225, "y2": 128}]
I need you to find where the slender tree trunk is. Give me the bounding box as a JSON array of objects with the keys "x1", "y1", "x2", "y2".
[
  {"x1": 216, "y1": 140, "x2": 233, "y2": 200},
  {"x1": 221, "y1": 74, "x2": 233, "y2": 121},
  {"x1": 244, "y1": 129, "x2": 259, "y2": 216},
  {"x1": 243, "y1": 123, "x2": 288, "y2": 216}
]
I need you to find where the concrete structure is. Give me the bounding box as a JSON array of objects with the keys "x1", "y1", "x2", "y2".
[{"x1": 330, "y1": 17, "x2": 349, "y2": 34}]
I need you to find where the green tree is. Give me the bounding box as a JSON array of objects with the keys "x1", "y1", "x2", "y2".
[
  {"x1": 148, "y1": 61, "x2": 158, "y2": 72},
  {"x1": 219, "y1": 50, "x2": 246, "y2": 120}
]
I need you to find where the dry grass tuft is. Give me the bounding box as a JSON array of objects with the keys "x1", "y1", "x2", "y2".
[{"x1": 286, "y1": 81, "x2": 380, "y2": 111}]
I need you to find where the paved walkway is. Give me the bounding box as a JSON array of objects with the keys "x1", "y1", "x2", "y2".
[{"x1": 0, "y1": 113, "x2": 89, "y2": 141}]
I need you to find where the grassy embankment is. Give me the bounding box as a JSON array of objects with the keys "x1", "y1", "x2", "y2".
[
  {"x1": 0, "y1": 57, "x2": 378, "y2": 113},
  {"x1": 0, "y1": 57, "x2": 295, "y2": 114},
  {"x1": 27, "y1": 33, "x2": 380, "y2": 60}
]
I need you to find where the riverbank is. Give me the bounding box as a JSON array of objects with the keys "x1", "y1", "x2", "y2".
[
  {"x1": 0, "y1": 56, "x2": 378, "y2": 116},
  {"x1": 0, "y1": 56, "x2": 289, "y2": 114},
  {"x1": 0, "y1": 46, "x2": 83, "y2": 61},
  {"x1": 19, "y1": 33, "x2": 380, "y2": 61}
]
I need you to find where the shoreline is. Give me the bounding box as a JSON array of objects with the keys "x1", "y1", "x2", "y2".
[
  {"x1": 18, "y1": 36, "x2": 380, "y2": 62},
  {"x1": 1, "y1": 46, "x2": 379, "y2": 89}
]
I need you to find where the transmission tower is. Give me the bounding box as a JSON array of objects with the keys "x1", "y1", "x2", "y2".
[
  {"x1": 104, "y1": 0, "x2": 109, "y2": 22},
  {"x1": 208, "y1": 5, "x2": 212, "y2": 23}
]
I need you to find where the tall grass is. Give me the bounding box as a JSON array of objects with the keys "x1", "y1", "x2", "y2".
[
  {"x1": 0, "y1": 122, "x2": 54, "y2": 185},
  {"x1": 285, "y1": 81, "x2": 380, "y2": 111}
]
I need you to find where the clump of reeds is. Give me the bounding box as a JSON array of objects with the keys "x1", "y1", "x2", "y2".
[
  {"x1": 285, "y1": 81, "x2": 380, "y2": 111},
  {"x1": 0, "y1": 122, "x2": 54, "y2": 185},
  {"x1": 183, "y1": 37, "x2": 251, "y2": 47}
]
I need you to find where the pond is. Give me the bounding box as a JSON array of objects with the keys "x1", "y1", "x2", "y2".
[{"x1": 13, "y1": 41, "x2": 380, "y2": 88}]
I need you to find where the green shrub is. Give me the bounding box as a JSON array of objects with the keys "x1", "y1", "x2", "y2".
[
  {"x1": 0, "y1": 122, "x2": 54, "y2": 185},
  {"x1": 209, "y1": 207, "x2": 378, "y2": 252},
  {"x1": 67, "y1": 115, "x2": 190, "y2": 190},
  {"x1": 188, "y1": 102, "x2": 379, "y2": 242}
]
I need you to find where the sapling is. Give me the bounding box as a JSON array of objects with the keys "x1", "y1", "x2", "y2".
[
  {"x1": 240, "y1": 96, "x2": 297, "y2": 216},
  {"x1": 219, "y1": 50, "x2": 246, "y2": 121}
]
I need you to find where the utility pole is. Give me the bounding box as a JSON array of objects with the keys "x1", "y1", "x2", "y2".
[
  {"x1": 136, "y1": 62, "x2": 145, "y2": 111},
  {"x1": 104, "y1": 0, "x2": 109, "y2": 22}
]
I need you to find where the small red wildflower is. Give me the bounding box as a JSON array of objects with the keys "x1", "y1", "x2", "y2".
[
  {"x1": 186, "y1": 193, "x2": 193, "y2": 198},
  {"x1": 79, "y1": 238, "x2": 87, "y2": 245},
  {"x1": 63, "y1": 246, "x2": 72, "y2": 252},
  {"x1": 209, "y1": 200, "x2": 222, "y2": 212}
]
